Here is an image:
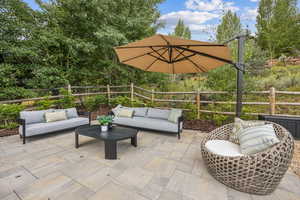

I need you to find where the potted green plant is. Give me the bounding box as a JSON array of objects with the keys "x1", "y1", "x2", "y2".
[{"x1": 97, "y1": 115, "x2": 113, "y2": 132}]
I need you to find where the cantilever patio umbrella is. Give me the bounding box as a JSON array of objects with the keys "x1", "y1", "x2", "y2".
[{"x1": 114, "y1": 34, "x2": 245, "y2": 116}]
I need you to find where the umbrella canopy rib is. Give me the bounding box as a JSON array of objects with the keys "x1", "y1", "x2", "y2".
[
  {"x1": 169, "y1": 47, "x2": 172, "y2": 62},
  {"x1": 172, "y1": 53, "x2": 196, "y2": 63},
  {"x1": 159, "y1": 34, "x2": 170, "y2": 45},
  {"x1": 148, "y1": 53, "x2": 169, "y2": 63},
  {"x1": 121, "y1": 47, "x2": 165, "y2": 63},
  {"x1": 175, "y1": 46, "x2": 233, "y2": 65},
  {"x1": 173, "y1": 48, "x2": 206, "y2": 72},
  {"x1": 173, "y1": 48, "x2": 185, "y2": 61},
  {"x1": 150, "y1": 47, "x2": 168, "y2": 61},
  {"x1": 145, "y1": 57, "x2": 159, "y2": 71},
  {"x1": 187, "y1": 58, "x2": 206, "y2": 73}
]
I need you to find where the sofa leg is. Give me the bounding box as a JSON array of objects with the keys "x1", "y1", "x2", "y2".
[{"x1": 177, "y1": 132, "x2": 181, "y2": 139}]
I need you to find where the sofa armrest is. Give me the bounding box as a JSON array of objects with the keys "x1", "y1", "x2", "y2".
[
  {"x1": 17, "y1": 118, "x2": 26, "y2": 126},
  {"x1": 17, "y1": 118, "x2": 26, "y2": 144},
  {"x1": 108, "y1": 111, "x2": 115, "y2": 116},
  {"x1": 78, "y1": 111, "x2": 91, "y2": 125}
]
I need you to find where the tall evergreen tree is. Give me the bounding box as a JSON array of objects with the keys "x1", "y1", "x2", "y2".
[
  {"x1": 256, "y1": 0, "x2": 274, "y2": 53},
  {"x1": 171, "y1": 19, "x2": 191, "y2": 39},
  {"x1": 216, "y1": 10, "x2": 242, "y2": 43}
]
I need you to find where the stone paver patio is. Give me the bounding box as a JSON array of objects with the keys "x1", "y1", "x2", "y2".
[{"x1": 1, "y1": 127, "x2": 300, "y2": 200}]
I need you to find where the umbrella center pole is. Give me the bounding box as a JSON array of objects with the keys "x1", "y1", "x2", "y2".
[{"x1": 236, "y1": 35, "x2": 246, "y2": 118}]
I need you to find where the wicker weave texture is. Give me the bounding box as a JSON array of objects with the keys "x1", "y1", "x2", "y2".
[{"x1": 201, "y1": 122, "x2": 294, "y2": 195}]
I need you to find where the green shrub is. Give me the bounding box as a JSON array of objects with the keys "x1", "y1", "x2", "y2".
[
  {"x1": 132, "y1": 99, "x2": 146, "y2": 107},
  {"x1": 0, "y1": 104, "x2": 25, "y2": 126},
  {"x1": 212, "y1": 114, "x2": 232, "y2": 126},
  {"x1": 204, "y1": 104, "x2": 233, "y2": 125},
  {"x1": 182, "y1": 103, "x2": 197, "y2": 120},
  {"x1": 0, "y1": 87, "x2": 37, "y2": 101},
  {"x1": 145, "y1": 101, "x2": 158, "y2": 108},
  {"x1": 83, "y1": 95, "x2": 107, "y2": 112},
  {"x1": 0, "y1": 122, "x2": 19, "y2": 129},
  {"x1": 55, "y1": 88, "x2": 76, "y2": 109},
  {"x1": 110, "y1": 96, "x2": 145, "y2": 107},
  {"x1": 35, "y1": 98, "x2": 56, "y2": 110}
]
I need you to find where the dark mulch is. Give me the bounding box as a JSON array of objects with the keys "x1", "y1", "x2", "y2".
[
  {"x1": 0, "y1": 128, "x2": 18, "y2": 137},
  {"x1": 183, "y1": 119, "x2": 218, "y2": 132},
  {"x1": 90, "y1": 107, "x2": 111, "y2": 120}
]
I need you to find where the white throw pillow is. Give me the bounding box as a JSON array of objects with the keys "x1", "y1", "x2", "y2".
[
  {"x1": 229, "y1": 118, "x2": 265, "y2": 144},
  {"x1": 168, "y1": 109, "x2": 182, "y2": 123},
  {"x1": 117, "y1": 109, "x2": 134, "y2": 118},
  {"x1": 239, "y1": 124, "x2": 280, "y2": 155},
  {"x1": 45, "y1": 111, "x2": 67, "y2": 123}
]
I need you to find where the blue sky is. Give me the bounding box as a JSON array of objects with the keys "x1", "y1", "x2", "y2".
[
  {"x1": 23, "y1": 0, "x2": 299, "y2": 41},
  {"x1": 158, "y1": 0, "x2": 261, "y2": 41}
]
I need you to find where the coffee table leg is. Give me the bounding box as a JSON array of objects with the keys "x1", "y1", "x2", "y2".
[
  {"x1": 131, "y1": 136, "x2": 137, "y2": 147},
  {"x1": 75, "y1": 132, "x2": 79, "y2": 148},
  {"x1": 105, "y1": 141, "x2": 117, "y2": 159}
]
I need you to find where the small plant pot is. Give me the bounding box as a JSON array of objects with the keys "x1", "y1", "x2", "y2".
[{"x1": 101, "y1": 125, "x2": 108, "y2": 132}]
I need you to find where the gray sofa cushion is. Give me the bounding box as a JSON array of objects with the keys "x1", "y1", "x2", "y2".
[
  {"x1": 132, "y1": 107, "x2": 148, "y2": 117},
  {"x1": 112, "y1": 105, "x2": 148, "y2": 117},
  {"x1": 20, "y1": 109, "x2": 53, "y2": 124},
  {"x1": 113, "y1": 116, "x2": 178, "y2": 133},
  {"x1": 19, "y1": 117, "x2": 89, "y2": 137},
  {"x1": 65, "y1": 108, "x2": 78, "y2": 118},
  {"x1": 147, "y1": 108, "x2": 170, "y2": 120}
]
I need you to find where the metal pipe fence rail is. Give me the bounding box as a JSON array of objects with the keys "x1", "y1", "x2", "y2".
[{"x1": 1, "y1": 84, "x2": 300, "y2": 118}]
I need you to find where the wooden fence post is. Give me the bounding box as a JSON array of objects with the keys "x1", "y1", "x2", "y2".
[
  {"x1": 197, "y1": 89, "x2": 200, "y2": 119},
  {"x1": 67, "y1": 84, "x2": 72, "y2": 94},
  {"x1": 107, "y1": 84, "x2": 111, "y2": 105},
  {"x1": 130, "y1": 83, "x2": 134, "y2": 105},
  {"x1": 151, "y1": 89, "x2": 155, "y2": 104},
  {"x1": 269, "y1": 87, "x2": 276, "y2": 115}
]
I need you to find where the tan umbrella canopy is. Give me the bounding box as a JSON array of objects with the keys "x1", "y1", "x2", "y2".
[{"x1": 114, "y1": 34, "x2": 233, "y2": 74}]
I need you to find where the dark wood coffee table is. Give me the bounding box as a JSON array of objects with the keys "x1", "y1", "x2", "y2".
[{"x1": 75, "y1": 125, "x2": 138, "y2": 159}]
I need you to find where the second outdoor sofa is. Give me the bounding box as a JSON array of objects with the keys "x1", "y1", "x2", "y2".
[
  {"x1": 110, "y1": 106, "x2": 183, "y2": 139},
  {"x1": 19, "y1": 108, "x2": 91, "y2": 144}
]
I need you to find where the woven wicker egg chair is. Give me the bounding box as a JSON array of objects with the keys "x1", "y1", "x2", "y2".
[{"x1": 201, "y1": 122, "x2": 294, "y2": 195}]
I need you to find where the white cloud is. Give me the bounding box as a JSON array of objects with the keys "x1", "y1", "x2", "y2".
[
  {"x1": 185, "y1": 0, "x2": 239, "y2": 12},
  {"x1": 159, "y1": 10, "x2": 219, "y2": 25},
  {"x1": 158, "y1": 10, "x2": 219, "y2": 35},
  {"x1": 241, "y1": 7, "x2": 258, "y2": 21},
  {"x1": 250, "y1": 0, "x2": 260, "y2": 2}
]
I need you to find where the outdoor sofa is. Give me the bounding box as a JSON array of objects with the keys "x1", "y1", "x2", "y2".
[
  {"x1": 19, "y1": 108, "x2": 91, "y2": 144},
  {"x1": 110, "y1": 106, "x2": 183, "y2": 139}
]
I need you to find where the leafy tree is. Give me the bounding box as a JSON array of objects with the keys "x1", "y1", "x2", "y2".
[
  {"x1": 0, "y1": 0, "x2": 168, "y2": 101},
  {"x1": 35, "y1": 0, "x2": 166, "y2": 85},
  {"x1": 216, "y1": 10, "x2": 242, "y2": 43},
  {"x1": 170, "y1": 19, "x2": 191, "y2": 39},
  {"x1": 256, "y1": 0, "x2": 299, "y2": 57}
]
